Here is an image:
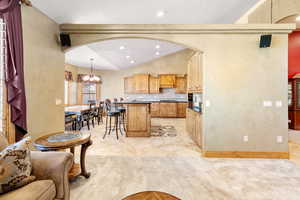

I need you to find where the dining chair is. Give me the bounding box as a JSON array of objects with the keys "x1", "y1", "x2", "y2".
[
  {"x1": 65, "y1": 112, "x2": 77, "y2": 131},
  {"x1": 94, "y1": 103, "x2": 104, "y2": 125},
  {"x1": 80, "y1": 110, "x2": 94, "y2": 130}
]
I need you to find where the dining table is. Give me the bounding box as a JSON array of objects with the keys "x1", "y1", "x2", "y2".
[{"x1": 65, "y1": 105, "x2": 91, "y2": 114}]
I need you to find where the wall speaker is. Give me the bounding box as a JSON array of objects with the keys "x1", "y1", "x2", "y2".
[
  {"x1": 260, "y1": 35, "x2": 272, "y2": 48},
  {"x1": 60, "y1": 33, "x2": 71, "y2": 47}
]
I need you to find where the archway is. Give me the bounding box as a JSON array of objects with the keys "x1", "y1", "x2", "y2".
[{"x1": 62, "y1": 24, "x2": 293, "y2": 158}]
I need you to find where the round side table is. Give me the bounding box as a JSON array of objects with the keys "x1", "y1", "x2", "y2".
[
  {"x1": 122, "y1": 191, "x2": 181, "y2": 200},
  {"x1": 34, "y1": 131, "x2": 92, "y2": 179}
]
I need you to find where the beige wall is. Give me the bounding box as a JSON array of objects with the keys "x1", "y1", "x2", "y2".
[
  {"x1": 22, "y1": 6, "x2": 65, "y2": 139},
  {"x1": 237, "y1": 0, "x2": 300, "y2": 24},
  {"x1": 66, "y1": 49, "x2": 193, "y2": 100},
  {"x1": 61, "y1": 24, "x2": 292, "y2": 153}
]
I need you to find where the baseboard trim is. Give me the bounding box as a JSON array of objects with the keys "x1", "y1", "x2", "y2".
[{"x1": 202, "y1": 151, "x2": 290, "y2": 159}]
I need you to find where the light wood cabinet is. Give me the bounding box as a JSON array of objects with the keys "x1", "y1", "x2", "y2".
[
  {"x1": 124, "y1": 77, "x2": 135, "y2": 94},
  {"x1": 126, "y1": 104, "x2": 151, "y2": 137},
  {"x1": 159, "y1": 74, "x2": 176, "y2": 88},
  {"x1": 134, "y1": 74, "x2": 149, "y2": 94},
  {"x1": 187, "y1": 52, "x2": 203, "y2": 93},
  {"x1": 124, "y1": 74, "x2": 187, "y2": 94},
  {"x1": 175, "y1": 76, "x2": 187, "y2": 94},
  {"x1": 149, "y1": 76, "x2": 160, "y2": 94},
  {"x1": 150, "y1": 102, "x2": 160, "y2": 117},
  {"x1": 186, "y1": 108, "x2": 202, "y2": 148},
  {"x1": 177, "y1": 103, "x2": 188, "y2": 118},
  {"x1": 159, "y1": 103, "x2": 177, "y2": 117}
]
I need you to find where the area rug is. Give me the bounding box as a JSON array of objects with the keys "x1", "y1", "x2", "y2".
[{"x1": 151, "y1": 125, "x2": 177, "y2": 137}]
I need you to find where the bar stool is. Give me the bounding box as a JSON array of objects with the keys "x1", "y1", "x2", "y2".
[
  {"x1": 103, "y1": 109, "x2": 122, "y2": 140},
  {"x1": 118, "y1": 107, "x2": 126, "y2": 132}
]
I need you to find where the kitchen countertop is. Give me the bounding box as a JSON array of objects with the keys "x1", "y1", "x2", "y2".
[
  {"x1": 114, "y1": 101, "x2": 152, "y2": 104},
  {"x1": 188, "y1": 107, "x2": 202, "y2": 114},
  {"x1": 127, "y1": 100, "x2": 188, "y2": 103}
]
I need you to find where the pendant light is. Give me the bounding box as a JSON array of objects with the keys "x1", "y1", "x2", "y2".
[{"x1": 83, "y1": 58, "x2": 101, "y2": 82}]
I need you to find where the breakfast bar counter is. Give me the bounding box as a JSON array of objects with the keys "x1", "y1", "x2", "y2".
[{"x1": 115, "y1": 101, "x2": 151, "y2": 137}]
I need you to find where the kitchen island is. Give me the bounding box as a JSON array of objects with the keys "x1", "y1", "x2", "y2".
[{"x1": 115, "y1": 101, "x2": 151, "y2": 137}]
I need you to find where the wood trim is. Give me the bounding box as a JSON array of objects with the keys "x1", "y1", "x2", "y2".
[
  {"x1": 96, "y1": 83, "x2": 101, "y2": 100},
  {"x1": 202, "y1": 151, "x2": 290, "y2": 159},
  {"x1": 21, "y1": 0, "x2": 32, "y2": 6},
  {"x1": 67, "y1": 81, "x2": 71, "y2": 106},
  {"x1": 60, "y1": 24, "x2": 295, "y2": 35},
  {"x1": 1, "y1": 83, "x2": 15, "y2": 144},
  {"x1": 77, "y1": 82, "x2": 83, "y2": 105}
]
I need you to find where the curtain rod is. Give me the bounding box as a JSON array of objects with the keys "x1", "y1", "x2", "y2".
[{"x1": 21, "y1": 0, "x2": 32, "y2": 6}]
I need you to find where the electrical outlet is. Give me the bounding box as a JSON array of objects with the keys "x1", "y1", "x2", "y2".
[
  {"x1": 55, "y1": 98, "x2": 62, "y2": 105},
  {"x1": 243, "y1": 136, "x2": 249, "y2": 142},
  {"x1": 263, "y1": 101, "x2": 272, "y2": 107},
  {"x1": 277, "y1": 136, "x2": 283, "y2": 143},
  {"x1": 276, "y1": 101, "x2": 282, "y2": 107},
  {"x1": 205, "y1": 100, "x2": 210, "y2": 107}
]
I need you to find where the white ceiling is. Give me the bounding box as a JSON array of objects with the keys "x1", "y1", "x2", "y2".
[
  {"x1": 31, "y1": 0, "x2": 260, "y2": 24},
  {"x1": 65, "y1": 39, "x2": 186, "y2": 70},
  {"x1": 33, "y1": 0, "x2": 260, "y2": 70}
]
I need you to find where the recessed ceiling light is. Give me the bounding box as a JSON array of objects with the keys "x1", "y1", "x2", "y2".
[
  {"x1": 155, "y1": 45, "x2": 160, "y2": 49},
  {"x1": 156, "y1": 10, "x2": 165, "y2": 18},
  {"x1": 126, "y1": 55, "x2": 130, "y2": 59},
  {"x1": 130, "y1": 60, "x2": 135, "y2": 64},
  {"x1": 155, "y1": 52, "x2": 160, "y2": 55},
  {"x1": 120, "y1": 46, "x2": 125, "y2": 50},
  {"x1": 296, "y1": 16, "x2": 300, "y2": 21}
]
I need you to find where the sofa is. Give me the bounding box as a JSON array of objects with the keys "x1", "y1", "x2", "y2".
[{"x1": 0, "y1": 134, "x2": 74, "y2": 200}]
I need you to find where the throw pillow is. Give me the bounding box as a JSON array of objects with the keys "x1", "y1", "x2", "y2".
[{"x1": 0, "y1": 137, "x2": 35, "y2": 194}]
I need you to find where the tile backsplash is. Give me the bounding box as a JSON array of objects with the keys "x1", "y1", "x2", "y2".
[{"x1": 125, "y1": 88, "x2": 187, "y2": 101}]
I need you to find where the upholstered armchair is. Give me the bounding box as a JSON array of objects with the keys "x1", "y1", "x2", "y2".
[{"x1": 0, "y1": 135, "x2": 73, "y2": 200}]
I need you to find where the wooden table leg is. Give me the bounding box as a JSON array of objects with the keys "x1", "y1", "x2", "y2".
[
  {"x1": 70, "y1": 147, "x2": 75, "y2": 155},
  {"x1": 80, "y1": 140, "x2": 92, "y2": 178}
]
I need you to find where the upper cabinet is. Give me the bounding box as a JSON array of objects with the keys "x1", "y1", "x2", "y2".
[
  {"x1": 149, "y1": 76, "x2": 160, "y2": 94},
  {"x1": 124, "y1": 76, "x2": 135, "y2": 94},
  {"x1": 134, "y1": 74, "x2": 149, "y2": 94},
  {"x1": 187, "y1": 52, "x2": 203, "y2": 93},
  {"x1": 175, "y1": 75, "x2": 187, "y2": 94},
  {"x1": 124, "y1": 73, "x2": 187, "y2": 94},
  {"x1": 159, "y1": 74, "x2": 176, "y2": 88}
]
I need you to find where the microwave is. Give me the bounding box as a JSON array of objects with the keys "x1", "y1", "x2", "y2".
[
  {"x1": 193, "y1": 93, "x2": 202, "y2": 109},
  {"x1": 188, "y1": 93, "x2": 203, "y2": 111}
]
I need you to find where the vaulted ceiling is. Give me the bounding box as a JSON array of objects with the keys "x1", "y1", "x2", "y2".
[
  {"x1": 65, "y1": 39, "x2": 186, "y2": 70},
  {"x1": 31, "y1": 0, "x2": 260, "y2": 70}
]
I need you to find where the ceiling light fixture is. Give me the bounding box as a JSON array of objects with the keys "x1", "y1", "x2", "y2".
[
  {"x1": 155, "y1": 52, "x2": 160, "y2": 55},
  {"x1": 296, "y1": 16, "x2": 300, "y2": 21},
  {"x1": 130, "y1": 60, "x2": 135, "y2": 64},
  {"x1": 120, "y1": 46, "x2": 125, "y2": 50},
  {"x1": 126, "y1": 55, "x2": 131, "y2": 59},
  {"x1": 82, "y1": 58, "x2": 101, "y2": 82},
  {"x1": 155, "y1": 45, "x2": 160, "y2": 49},
  {"x1": 156, "y1": 10, "x2": 165, "y2": 18}
]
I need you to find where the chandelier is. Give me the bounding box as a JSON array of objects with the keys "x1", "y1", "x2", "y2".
[{"x1": 83, "y1": 58, "x2": 101, "y2": 82}]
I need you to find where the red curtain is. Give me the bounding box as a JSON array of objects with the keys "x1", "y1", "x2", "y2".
[{"x1": 0, "y1": 0, "x2": 27, "y2": 132}]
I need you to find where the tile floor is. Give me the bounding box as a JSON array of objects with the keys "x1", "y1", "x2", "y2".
[{"x1": 70, "y1": 118, "x2": 300, "y2": 200}]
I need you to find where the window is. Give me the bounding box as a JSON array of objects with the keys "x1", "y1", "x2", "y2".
[
  {"x1": 82, "y1": 83, "x2": 96, "y2": 104},
  {"x1": 64, "y1": 80, "x2": 77, "y2": 106},
  {"x1": 69, "y1": 81, "x2": 77, "y2": 105},
  {"x1": 0, "y1": 19, "x2": 5, "y2": 133},
  {"x1": 64, "y1": 80, "x2": 69, "y2": 105}
]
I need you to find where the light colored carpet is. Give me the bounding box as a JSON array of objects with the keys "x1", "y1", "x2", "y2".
[{"x1": 70, "y1": 118, "x2": 300, "y2": 200}]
